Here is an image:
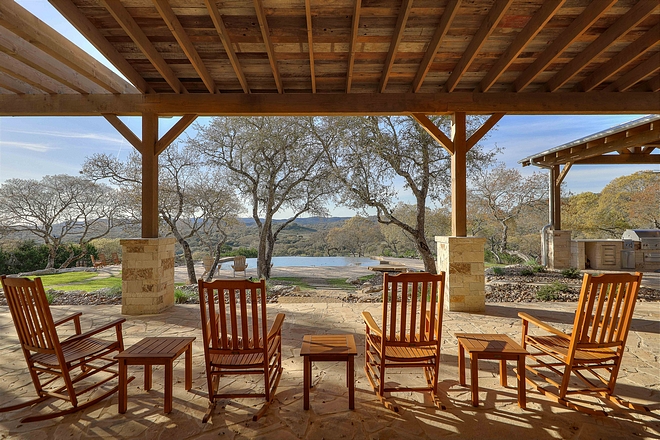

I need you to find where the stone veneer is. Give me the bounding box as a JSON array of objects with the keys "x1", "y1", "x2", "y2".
[
  {"x1": 547, "y1": 229, "x2": 572, "y2": 270},
  {"x1": 435, "y1": 236, "x2": 486, "y2": 313},
  {"x1": 120, "y1": 237, "x2": 176, "y2": 315}
]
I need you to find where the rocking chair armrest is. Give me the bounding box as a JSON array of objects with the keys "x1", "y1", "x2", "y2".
[
  {"x1": 267, "y1": 313, "x2": 285, "y2": 340},
  {"x1": 362, "y1": 311, "x2": 382, "y2": 337},
  {"x1": 53, "y1": 312, "x2": 82, "y2": 328},
  {"x1": 518, "y1": 312, "x2": 569, "y2": 339},
  {"x1": 64, "y1": 318, "x2": 126, "y2": 343}
]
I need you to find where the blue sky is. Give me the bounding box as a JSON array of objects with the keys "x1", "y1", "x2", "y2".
[{"x1": 0, "y1": 1, "x2": 657, "y2": 218}]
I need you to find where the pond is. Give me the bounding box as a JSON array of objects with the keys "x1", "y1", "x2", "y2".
[{"x1": 243, "y1": 256, "x2": 381, "y2": 268}]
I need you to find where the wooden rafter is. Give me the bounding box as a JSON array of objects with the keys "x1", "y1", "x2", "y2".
[
  {"x1": 304, "y1": 0, "x2": 315, "y2": 93},
  {"x1": 101, "y1": 0, "x2": 185, "y2": 94},
  {"x1": 444, "y1": 0, "x2": 513, "y2": 93},
  {"x1": 0, "y1": 52, "x2": 72, "y2": 94},
  {"x1": 253, "y1": 0, "x2": 282, "y2": 93},
  {"x1": 155, "y1": 114, "x2": 197, "y2": 155},
  {"x1": 575, "y1": 155, "x2": 660, "y2": 165},
  {"x1": 411, "y1": 114, "x2": 454, "y2": 154},
  {"x1": 48, "y1": 0, "x2": 149, "y2": 94},
  {"x1": 103, "y1": 113, "x2": 143, "y2": 153},
  {"x1": 513, "y1": 0, "x2": 617, "y2": 92},
  {"x1": 466, "y1": 113, "x2": 505, "y2": 150},
  {"x1": 545, "y1": 0, "x2": 657, "y2": 92},
  {"x1": 0, "y1": 27, "x2": 103, "y2": 95},
  {"x1": 0, "y1": 70, "x2": 44, "y2": 94},
  {"x1": 379, "y1": 0, "x2": 413, "y2": 93},
  {"x1": 556, "y1": 162, "x2": 572, "y2": 185},
  {"x1": 480, "y1": 0, "x2": 565, "y2": 92},
  {"x1": 604, "y1": 52, "x2": 660, "y2": 92},
  {"x1": 0, "y1": 1, "x2": 135, "y2": 95},
  {"x1": 646, "y1": 74, "x2": 660, "y2": 92},
  {"x1": 153, "y1": 0, "x2": 216, "y2": 94},
  {"x1": 204, "y1": 0, "x2": 249, "y2": 93},
  {"x1": 412, "y1": 0, "x2": 460, "y2": 93},
  {"x1": 579, "y1": 23, "x2": 660, "y2": 92},
  {"x1": 346, "y1": 0, "x2": 362, "y2": 93}
]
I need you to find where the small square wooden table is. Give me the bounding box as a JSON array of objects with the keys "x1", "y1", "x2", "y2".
[
  {"x1": 116, "y1": 336, "x2": 195, "y2": 414},
  {"x1": 300, "y1": 334, "x2": 358, "y2": 410},
  {"x1": 455, "y1": 333, "x2": 528, "y2": 408}
]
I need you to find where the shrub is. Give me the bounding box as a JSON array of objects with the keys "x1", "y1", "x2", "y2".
[
  {"x1": 561, "y1": 267, "x2": 581, "y2": 279},
  {"x1": 45, "y1": 291, "x2": 56, "y2": 304},
  {"x1": 492, "y1": 267, "x2": 505, "y2": 276},
  {"x1": 174, "y1": 289, "x2": 191, "y2": 304},
  {"x1": 520, "y1": 268, "x2": 536, "y2": 276},
  {"x1": 537, "y1": 282, "x2": 571, "y2": 301}
]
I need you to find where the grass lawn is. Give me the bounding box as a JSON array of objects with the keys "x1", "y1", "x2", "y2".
[
  {"x1": 269, "y1": 277, "x2": 313, "y2": 290},
  {"x1": 29, "y1": 272, "x2": 122, "y2": 292},
  {"x1": 327, "y1": 278, "x2": 354, "y2": 288}
]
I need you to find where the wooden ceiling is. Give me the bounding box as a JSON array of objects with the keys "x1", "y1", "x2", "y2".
[{"x1": 0, "y1": 0, "x2": 659, "y2": 115}]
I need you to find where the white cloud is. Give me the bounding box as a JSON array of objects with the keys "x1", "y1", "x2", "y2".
[
  {"x1": 2, "y1": 128, "x2": 128, "y2": 145},
  {"x1": 0, "y1": 140, "x2": 53, "y2": 152}
]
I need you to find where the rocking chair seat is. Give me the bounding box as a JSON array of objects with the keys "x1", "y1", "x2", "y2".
[
  {"x1": 31, "y1": 337, "x2": 118, "y2": 368},
  {"x1": 366, "y1": 333, "x2": 438, "y2": 361},
  {"x1": 209, "y1": 335, "x2": 281, "y2": 368},
  {"x1": 527, "y1": 335, "x2": 620, "y2": 363}
]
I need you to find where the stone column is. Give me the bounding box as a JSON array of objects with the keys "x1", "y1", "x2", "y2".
[
  {"x1": 436, "y1": 236, "x2": 486, "y2": 313},
  {"x1": 120, "y1": 237, "x2": 176, "y2": 315},
  {"x1": 548, "y1": 230, "x2": 572, "y2": 270}
]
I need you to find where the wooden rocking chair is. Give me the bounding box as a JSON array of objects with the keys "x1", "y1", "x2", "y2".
[
  {"x1": 362, "y1": 272, "x2": 446, "y2": 412},
  {"x1": 519, "y1": 272, "x2": 647, "y2": 415},
  {"x1": 198, "y1": 278, "x2": 285, "y2": 422},
  {"x1": 232, "y1": 255, "x2": 248, "y2": 277},
  {"x1": 0, "y1": 275, "x2": 127, "y2": 423}
]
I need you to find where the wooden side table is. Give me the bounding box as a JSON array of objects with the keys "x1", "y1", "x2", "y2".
[
  {"x1": 300, "y1": 334, "x2": 358, "y2": 410},
  {"x1": 455, "y1": 333, "x2": 528, "y2": 408},
  {"x1": 116, "y1": 336, "x2": 195, "y2": 414}
]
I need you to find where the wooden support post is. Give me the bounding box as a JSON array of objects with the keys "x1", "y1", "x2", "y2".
[
  {"x1": 550, "y1": 165, "x2": 561, "y2": 230},
  {"x1": 142, "y1": 113, "x2": 159, "y2": 238},
  {"x1": 451, "y1": 112, "x2": 467, "y2": 237}
]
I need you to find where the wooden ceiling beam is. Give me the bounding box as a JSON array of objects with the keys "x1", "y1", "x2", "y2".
[
  {"x1": 575, "y1": 154, "x2": 660, "y2": 165},
  {"x1": 304, "y1": 0, "x2": 315, "y2": 93},
  {"x1": 556, "y1": 162, "x2": 572, "y2": 185},
  {"x1": 346, "y1": 0, "x2": 362, "y2": 93},
  {"x1": 545, "y1": 0, "x2": 657, "y2": 92},
  {"x1": 49, "y1": 0, "x2": 149, "y2": 94},
  {"x1": 155, "y1": 114, "x2": 197, "y2": 155},
  {"x1": 444, "y1": 0, "x2": 513, "y2": 93},
  {"x1": 411, "y1": 113, "x2": 454, "y2": 154},
  {"x1": 204, "y1": 0, "x2": 249, "y2": 93},
  {"x1": 103, "y1": 113, "x2": 143, "y2": 153},
  {"x1": 379, "y1": 0, "x2": 413, "y2": 93},
  {"x1": 101, "y1": 0, "x2": 184, "y2": 94},
  {"x1": 412, "y1": 0, "x2": 460, "y2": 93},
  {"x1": 645, "y1": 74, "x2": 660, "y2": 93},
  {"x1": 604, "y1": 52, "x2": 660, "y2": 92},
  {"x1": 0, "y1": 52, "x2": 73, "y2": 94},
  {"x1": 0, "y1": 26, "x2": 104, "y2": 95},
  {"x1": 513, "y1": 0, "x2": 617, "y2": 92},
  {"x1": 480, "y1": 0, "x2": 565, "y2": 92},
  {"x1": 253, "y1": 0, "x2": 282, "y2": 93},
  {"x1": 0, "y1": 1, "x2": 135, "y2": 95},
  {"x1": 1, "y1": 92, "x2": 658, "y2": 117},
  {"x1": 466, "y1": 113, "x2": 505, "y2": 150},
  {"x1": 578, "y1": 23, "x2": 660, "y2": 92},
  {"x1": 0, "y1": 70, "x2": 44, "y2": 94},
  {"x1": 153, "y1": 0, "x2": 215, "y2": 94}
]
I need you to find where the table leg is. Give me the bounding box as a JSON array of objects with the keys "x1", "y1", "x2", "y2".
[
  {"x1": 518, "y1": 355, "x2": 526, "y2": 409},
  {"x1": 185, "y1": 344, "x2": 192, "y2": 391},
  {"x1": 458, "y1": 343, "x2": 466, "y2": 386},
  {"x1": 118, "y1": 360, "x2": 127, "y2": 414},
  {"x1": 348, "y1": 356, "x2": 355, "y2": 410},
  {"x1": 144, "y1": 364, "x2": 152, "y2": 391},
  {"x1": 164, "y1": 360, "x2": 173, "y2": 414},
  {"x1": 303, "y1": 356, "x2": 310, "y2": 410},
  {"x1": 500, "y1": 359, "x2": 507, "y2": 387},
  {"x1": 470, "y1": 354, "x2": 479, "y2": 407}
]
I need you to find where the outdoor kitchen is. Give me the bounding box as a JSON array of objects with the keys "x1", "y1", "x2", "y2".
[{"x1": 571, "y1": 229, "x2": 660, "y2": 272}]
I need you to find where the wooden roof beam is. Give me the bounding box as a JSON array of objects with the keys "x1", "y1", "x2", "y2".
[
  {"x1": 513, "y1": 0, "x2": 617, "y2": 92},
  {"x1": 444, "y1": 0, "x2": 513, "y2": 93},
  {"x1": 0, "y1": 70, "x2": 44, "y2": 94},
  {"x1": 411, "y1": 114, "x2": 454, "y2": 154},
  {"x1": 412, "y1": 0, "x2": 460, "y2": 93},
  {"x1": 101, "y1": 0, "x2": 185, "y2": 94},
  {"x1": 153, "y1": 0, "x2": 215, "y2": 94},
  {"x1": 556, "y1": 162, "x2": 572, "y2": 185},
  {"x1": 253, "y1": 0, "x2": 282, "y2": 93},
  {"x1": 575, "y1": 154, "x2": 660, "y2": 165},
  {"x1": 204, "y1": 0, "x2": 249, "y2": 93},
  {"x1": 49, "y1": 0, "x2": 150, "y2": 94},
  {"x1": 155, "y1": 114, "x2": 197, "y2": 155},
  {"x1": 0, "y1": 26, "x2": 105, "y2": 95},
  {"x1": 0, "y1": 1, "x2": 136, "y2": 95},
  {"x1": 304, "y1": 0, "x2": 315, "y2": 93},
  {"x1": 0, "y1": 52, "x2": 73, "y2": 94},
  {"x1": 103, "y1": 113, "x2": 143, "y2": 153},
  {"x1": 466, "y1": 113, "x2": 505, "y2": 150},
  {"x1": 645, "y1": 74, "x2": 660, "y2": 92},
  {"x1": 379, "y1": 0, "x2": 413, "y2": 93},
  {"x1": 480, "y1": 0, "x2": 565, "y2": 92},
  {"x1": 545, "y1": 0, "x2": 657, "y2": 92},
  {"x1": 578, "y1": 23, "x2": 660, "y2": 92},
  {"x1": 604, "y1": 52, "x2": 660, "y2": 92},
  {"x1": 346, "y1": 0, "x2": 362, "y2": 93}
]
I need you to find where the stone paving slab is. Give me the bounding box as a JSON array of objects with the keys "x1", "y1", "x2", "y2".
[{"x1": 0, "y1": 301, "x2": 658, "y2": 439}]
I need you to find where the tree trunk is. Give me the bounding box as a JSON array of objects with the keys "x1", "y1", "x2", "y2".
[
  {"x1": 257, "y1": 220, "x2": 271, "y2": 279},
  {"x1": 414, "y1": 232, "x2": 437, "y2": 274},
  {"x1": 169, "y1": 225, "x2": 196, "y2": 284},
  {"x1": 205, "y1": 238, "x2": 226, "y2": 282},
  {"x1": 500, "y1": 221, "x2": 509, "y2": 252},
  {"x1": 45, "y1": 244, "x2": 57, "y2": 270}
]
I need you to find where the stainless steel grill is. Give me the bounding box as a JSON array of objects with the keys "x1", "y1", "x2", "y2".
[{"x1": 622, "y1": 230, "x2": 660, "y2": 263}]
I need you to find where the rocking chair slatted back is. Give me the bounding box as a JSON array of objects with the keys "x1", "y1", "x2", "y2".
[
  {"x1": 573, "y1": 273, "x2": 641, "y2": 351},
  {"x1": 382, "y1": 272, "x2": 444, "y2": 348}
]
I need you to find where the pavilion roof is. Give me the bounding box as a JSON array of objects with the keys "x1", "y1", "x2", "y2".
[{"x1": 0, "y1": 0, "x2": 658, "y2": 116}]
